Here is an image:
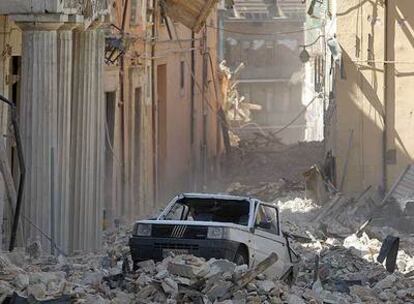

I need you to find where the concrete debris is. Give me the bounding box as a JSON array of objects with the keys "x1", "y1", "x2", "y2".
[
  {"x1": 256, "y1": 280, "x2": 276, "y2": 293},
  {"x1": 26, "y1": 239, "x2": 42, "y2": 260},
  {"x1": 161, "y1": 277, "x2": 178, "y2": 295},
  {"x1": 0, "y1": 244, "x2": 285, "y2": 303},
  {"x1": 221, "y1": 141, "x2": 324, "y2": 195},
  {"x1": 227, "y1": 179, "x2": 303, "y2": 202},
  {"x1": 2, "y1": 190, "x2": 414, "y2": 303},
  {"x1": 136, "y1": 259, "x2": 156, "y2": 273}
]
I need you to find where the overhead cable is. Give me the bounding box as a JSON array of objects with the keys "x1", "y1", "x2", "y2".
[
  {"x1": 270, "y1": 94, "x2": 322, "y2": 136},
  {"x1": 206, "y1": 24, "x2": 321, "y2": 36}
]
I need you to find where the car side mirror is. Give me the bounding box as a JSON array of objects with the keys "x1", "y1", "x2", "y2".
[{"x1": 257, "y1": 221, "x2": 272, "y2": 230}]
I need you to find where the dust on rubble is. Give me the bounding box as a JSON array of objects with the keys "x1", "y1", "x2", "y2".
[
  {"x1": 2, "y1": 190, "x2": 414, "y2": 303},
  {"x1": 220, "y1": 139, "x2": 324, "y2": 189}
]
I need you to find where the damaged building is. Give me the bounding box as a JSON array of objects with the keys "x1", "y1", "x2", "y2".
[
  {"x1": 1, "y1": 1, "x2": 414, "y2": 304},
  {"x1": 218, "y1": 0, "x2": 312, "y2": 144},
  {"x1": 325, "y1": 0, "x2": 414, "y2": 196},
  {"x1": 0, "y1": 0, "x2": 224, "y2": 253}
]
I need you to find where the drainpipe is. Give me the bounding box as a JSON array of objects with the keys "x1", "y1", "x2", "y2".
[
  {"x1": 119, "y1": 0, "x2": 129, "y2": 215},
  {"x1": 190, "y1": 31, "x2": 196, "y2": 190},
  {"x1": 382, "y1": 0, "x2": 389, "y2": 193},
  {"x1": 201, "y1": 26, "x2": 208, "y2": 190},
  {"x1": 151, "y1": 0, "x2": 158, "y2": 204},
  {"x1": 218, "y1": 10, "x2": 224, "y2": 61},
  {"x1": 0, "y1": 95, "x2": 26, "y2": 252}
]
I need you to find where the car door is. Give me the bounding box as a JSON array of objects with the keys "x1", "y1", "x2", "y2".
[{"x1": 251, "y1": 202, "x2": 291, "y2": 278}]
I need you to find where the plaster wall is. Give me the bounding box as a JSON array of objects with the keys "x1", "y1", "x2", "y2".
[{"x1": 330, "y1": 0, "x2": 414, "y2": 193}]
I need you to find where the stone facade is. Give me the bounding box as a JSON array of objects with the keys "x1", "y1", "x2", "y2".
[
  {"x1": 0, "y1": 0, "x2": 224, "y2": 253},
  {"x1": 0, "y1": 0, "x2": 109, "y2": 253}
]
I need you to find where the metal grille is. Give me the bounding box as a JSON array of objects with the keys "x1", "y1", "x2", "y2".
[{"x1": 151, "y1": 225, "x2": 208, "y2": 239}]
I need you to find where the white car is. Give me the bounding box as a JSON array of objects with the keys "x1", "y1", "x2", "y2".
[{"x1": 129, "y1": 193, "x2": 299, "y2": 282}]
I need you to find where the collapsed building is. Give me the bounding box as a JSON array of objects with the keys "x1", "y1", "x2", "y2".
[{"x1": 218, "y1": 0, "x2": 314, "y2": 145}]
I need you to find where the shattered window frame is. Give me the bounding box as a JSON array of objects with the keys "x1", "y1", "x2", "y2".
[
  {"x1": 161, "y1": 197, "x2": 251, "y2": 226},
  {"x1": 254, "y1": 203, "x2": 280, "y2": 235}
]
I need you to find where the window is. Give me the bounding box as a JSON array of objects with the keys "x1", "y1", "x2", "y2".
[
  {"x1": 314, "y1": 55, "x2": 324, "y2": 93},
  {"x1": 180, "y1": 61, "x2": 185, "y2": 89},
  {"x1": 130, "y1": 0, "x2": 139, "y2": 25},
  {"x1": 105, "y1": 92, "x2": 116, "y2": 146},
  {"x1": 265, "y1": 40, "x2": 275, "y2": 65},
  {"x1": 367, "y1": 34, "x2": 374, "y2": 65},
  {"x1": 255, "y1": 205, "x2": 280, "y2": 235},
  {"x1": 134, "y1": 88, "x2": 142, "y2": 190},
  {"x1": 355, "y1": 35, "x2": 361, "y2": 58}
]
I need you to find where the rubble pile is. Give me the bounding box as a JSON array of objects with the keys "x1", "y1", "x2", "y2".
[
  {"x1": 2, "y1": 187, "x2": 414, "y2": 303},
  {"x1": 226, "y1": 179, "x2": 303, "y2": 201},
  {"x1": 290, "y1": 232, "x2": 414, "y2": 303},
  {"x1": 222, "y1": 141, "x2": 324, "y2": 188},
  {"x1": 0, "y1": 226, "x2": 132, "y2": 303},
  {"x1": 0, "y1": 249, "x2": 324, "y2": 303},
  {"x1": 275, "y1": 194, "x2": 414, "y2": 303},
  {"x1": 3, "y1": 235, "x2": 414, "y2": 303}
]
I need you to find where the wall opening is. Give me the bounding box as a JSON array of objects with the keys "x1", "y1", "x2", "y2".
[
  {"x1": 104, "y1": 91, "x2": 116, "y2": 228},
  {"x1": 10, "y1": 56, "x2": 21, "y2": 184},
  {"x1": 134, "y1": 87, "x2": 142, "y2": 202},
  {"x1": 157, "y1": 64, "x2": 167, "y2": 202}
]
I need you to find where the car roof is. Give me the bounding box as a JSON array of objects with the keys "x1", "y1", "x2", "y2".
[{"x1": 179, "y1": 192, "x2": 253, "y2": 201}]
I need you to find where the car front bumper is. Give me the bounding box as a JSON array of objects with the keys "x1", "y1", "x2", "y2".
[{"x1": 129, "y1": 236, "x2": 241, "y2": 264}]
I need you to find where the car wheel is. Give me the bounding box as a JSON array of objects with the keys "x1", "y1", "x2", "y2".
[{"x1": 233, "y1": 248, "x2": 248, "y2": 266}]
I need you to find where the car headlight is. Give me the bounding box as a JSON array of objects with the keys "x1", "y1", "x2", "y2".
[
  {"x1": 136, "y1": 224, "x2": 152, "y2": 236},
  {"x1": 207, "y1": 227, "x2": 224, "y2": 239}
]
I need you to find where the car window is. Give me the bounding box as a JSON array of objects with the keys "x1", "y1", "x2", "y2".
[
  {"x1": 255, "y1": 205, "x2": 280, "y2": 235},
  {"x1": 163, "y1": 197, "x2": 250, "y2": 225}
]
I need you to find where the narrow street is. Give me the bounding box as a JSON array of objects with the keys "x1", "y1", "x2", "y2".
[
  {"x1": 1, "y1": 136, "x2": 414, "y2": 303},
  {"x1": 1, "y1": 0, "x2": 414, "y2": 303}
]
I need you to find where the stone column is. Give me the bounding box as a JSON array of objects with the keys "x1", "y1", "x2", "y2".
[
  {"x1": 94, "y1": 29, "x2": 105, "y2": 249},
  {"x1": 55, "y1": 20, "x2": 79, "y2": 253},
  {"x1": 12, "y1": 15, "x2": 65, "y2": 250},
  {"x1": 70, "y1": 27, "x2": 105, "y2": 252}
]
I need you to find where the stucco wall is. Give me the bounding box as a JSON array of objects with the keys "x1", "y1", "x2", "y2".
[
  {"x1": 330, "y1": 0, "x2": 414, "y2": 194},
  {"x1": 104, "y1": 0, "x2": 154, "y2": 223},
  {"x1": 385, "y1": 0, "x2": 414, "y2": 189},
  {"x1": 154, "y1": 11, "x2": 223, "y2": 203}
]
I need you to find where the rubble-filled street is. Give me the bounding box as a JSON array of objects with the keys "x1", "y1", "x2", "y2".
[
  {"x1": 2, "y1": 187, "x2": 414, "y2": 303},
  {"x1": 2, "y1": 138, "x2": 414, "y2": 303},
  {"x1": 2, "y1": 113, "x2": 414, "y2": 304}
]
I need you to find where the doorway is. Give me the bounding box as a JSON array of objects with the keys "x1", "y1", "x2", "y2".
[{"x1": 157, "y1": 64, "x2": 167, "y2": 201}]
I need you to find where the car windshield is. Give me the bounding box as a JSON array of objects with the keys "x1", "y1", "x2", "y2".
[{"x1": 162, "y1": 197, "x2": 250, "y2": 226}]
